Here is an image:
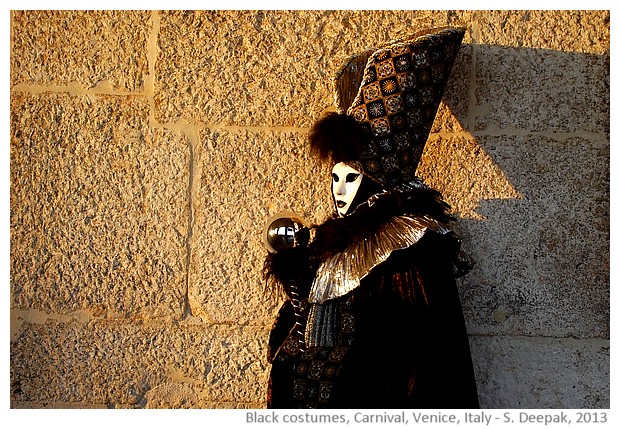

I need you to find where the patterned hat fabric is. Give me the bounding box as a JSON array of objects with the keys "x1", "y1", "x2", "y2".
[{"x1": 346, "y1": 27, "x2": 465, "y2": 188}]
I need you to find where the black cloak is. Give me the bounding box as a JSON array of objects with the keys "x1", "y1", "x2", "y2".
[{"x1": 264, "y1": 184, "x2": 479, "y2": 409}]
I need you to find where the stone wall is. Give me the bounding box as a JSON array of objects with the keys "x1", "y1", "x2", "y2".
[{"x1": 10, "y1": 10, "x2": 609, "y2": 409}]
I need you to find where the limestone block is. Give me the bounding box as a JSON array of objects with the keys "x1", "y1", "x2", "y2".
[
  {"x1": 11, "y1": 318, "x2": 270, "y2": 408},
  {"x1": 11, "y1": 10, "x2": 151, "y2": 91},
  {"x1": 473, "y1": 45, "x2": 609, "y2": 134},
  {"x1": 10, "y1": 401, "x2": 107, "y2": 409},
  {"x1": 154, "y1": 10, "x2": 474, "y2": 126},
  {"x1": 189, "y1": 128, "x2": 332, "y2": 325},
  {"x1": 426, "y1": 135, "x2": 608, "y2": 339},
  {"x1": 10, "y1": 93, "x2": 189, "y2": 319},
  {"x1": 474, "y1": 11, "x2": 610, "y2": 55},
  {"x1": 470, "y1": 336, "x2": 609, "y2": 408}
]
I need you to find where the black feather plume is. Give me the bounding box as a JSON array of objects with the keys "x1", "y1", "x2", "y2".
[{"x1": 308, "y1": 112, "x2": 370, "y2": 163}]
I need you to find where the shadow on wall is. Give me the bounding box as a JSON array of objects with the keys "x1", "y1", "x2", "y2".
[{"x1": 414, "y1": 44, "x2": 608, "y2": 408}]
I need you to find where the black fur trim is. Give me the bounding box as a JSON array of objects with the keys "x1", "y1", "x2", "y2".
[
  {"x1": 310, "y1": 185, "x2": 455, "y2": 259},
  {"x1": 308, "y1": 112, "x2": 370, "y2": 164},
  {"x1": 263, "y1": 246, "x2": 313, "y2": 300}
]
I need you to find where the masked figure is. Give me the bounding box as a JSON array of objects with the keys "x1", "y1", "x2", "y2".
[{"x1": 264, "y1": 27, "x2": 479, "y2": 408}]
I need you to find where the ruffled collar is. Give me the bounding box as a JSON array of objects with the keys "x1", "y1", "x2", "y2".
[
  {"x1": 307, "y1": 182, "x2": 453, "y2": 304},
  {"x1": 309, "y1": 214, "x2": 449, "y2": 304}
]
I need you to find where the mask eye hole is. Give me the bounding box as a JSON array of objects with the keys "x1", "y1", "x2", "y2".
[
  {"x1": 345, "y1": 173, "x2": 360, "y2": 183},
  {"x1": 332, "y1": 173, "x2": 339, "y2": 182}
]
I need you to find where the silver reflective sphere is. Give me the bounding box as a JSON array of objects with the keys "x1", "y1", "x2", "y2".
[{"x1": 265, "y1": 217, "x2": 305, "y2": 253}]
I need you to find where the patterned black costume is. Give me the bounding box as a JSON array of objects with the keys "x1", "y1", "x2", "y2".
[
  {"x1": 265, "y1": 183, "x2": 479, "y2": 408},
  {"x1": 264, "y1": 27, "x2": 479, "y2": 408}
]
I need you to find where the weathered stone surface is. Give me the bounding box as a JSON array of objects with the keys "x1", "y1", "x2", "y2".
[
  {"x1": 470, "y1": 335, "x2": 609, "y2": 408},
  {"x1": 452, "y1": 135, "x2": 608, "y2": 339},
  {"x1": 473, "y1": 46, "x2": 609, "y2": 134},
  {"x1": 189, "y1": 128, "x2": 332, "y2": 325},
  {"x1": 9, "y1": 10, "x2": 610, "y2": 410},
  {"x1": 154, "y1": 10, "x2": 475, "y2": 126},
  {"x1": 10, "y1": 93, "x2": 189, "y2": 319},
  {"x1": 474, "y1": 10, "x2": 610, "y2": 54},
  {"x1": 11, "y1": 10, "x2": 151, "y2": 91},
  {"x1": 10, "y1": 318, "x2": 269, "y2": 408}
]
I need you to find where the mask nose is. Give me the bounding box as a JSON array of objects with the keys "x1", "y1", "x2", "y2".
[{"x1": 333, "y1": 180, "x2": 345, "y2": 197}]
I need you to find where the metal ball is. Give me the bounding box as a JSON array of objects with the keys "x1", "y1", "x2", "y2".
[{"x1": 265, "y1": 216, "x2": 305, "y2": 253}]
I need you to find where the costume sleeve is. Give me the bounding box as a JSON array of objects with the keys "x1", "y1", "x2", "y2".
[
  {"x1": 263, "y1": 245, "x2": 313, "y2": 300},
  {"x1": 267, "y1": 300, "x2": 296, "y2": 363},
  {"x1": 264, "y1": 245, "x2": 314, "y2": 363}
]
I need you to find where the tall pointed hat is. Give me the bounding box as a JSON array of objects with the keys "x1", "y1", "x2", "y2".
[{"x1": 311, "y1": 27, "x2": 465, "y2": 189}]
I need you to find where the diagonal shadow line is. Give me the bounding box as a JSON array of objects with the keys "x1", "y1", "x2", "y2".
[
  {"x1": 431, "y1": 43, "x2": 609, "y2": 341},
  {"x1": 420, "y1": 43, "x2": 608, "y2": 221}
]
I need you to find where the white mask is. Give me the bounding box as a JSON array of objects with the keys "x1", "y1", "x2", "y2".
[{"x1": 332, "y1": 162, "x2": 363, "y2": 217}]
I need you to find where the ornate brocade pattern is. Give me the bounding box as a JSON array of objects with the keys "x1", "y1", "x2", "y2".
[
  {"x1": 276, "y1": 295, "x2": 356, "y2": 408},
  {"x1": 347, "y1": 28, "x2": 465, "y2": 188}
]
